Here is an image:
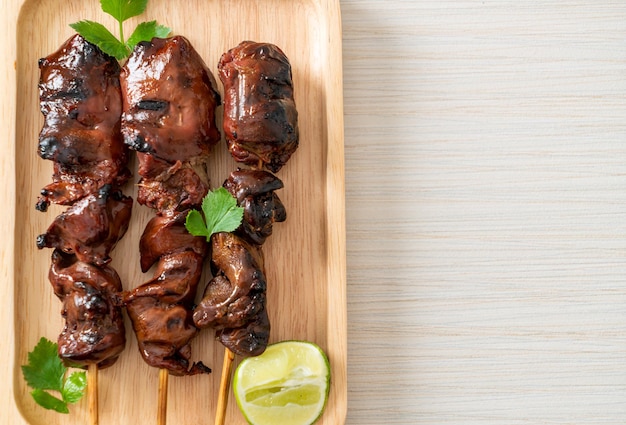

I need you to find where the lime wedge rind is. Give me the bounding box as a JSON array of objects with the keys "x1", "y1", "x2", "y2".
[{"x1": 233, "y1": 340, "x2": 331, "y2": 425}]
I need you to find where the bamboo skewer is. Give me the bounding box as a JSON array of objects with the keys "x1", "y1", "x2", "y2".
[
  {"x1": 157, "y1": 368, "x2": 169, "y2": 425},
  {"x1": 215, "y1": 348, "x2": 236, "y2": 425},
  {"x1": 88, "y1": 364, "x2": 98, "y2": 425}
]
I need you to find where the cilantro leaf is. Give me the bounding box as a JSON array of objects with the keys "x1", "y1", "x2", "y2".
[
  {"x1": 30, "y1": 389, "x2": 70, "y2": 414},
  {"x1": 70, "y1": 0, "x2": 169, "y2": 60},
  {"x1": 21, "y1": 337, "x2": 64, "y2": 392},
  {"x1": 69, "y1": 20, "x2": 129, "y2": 60},
  {"x1": 22, "y1": 337, "x2": 87, "y2": 414},
  {"x1": 185, "y1": 188, "x2": 244, "y2": 241},
  {"x1": 62, "y1": 371, "x2": 87, "y2": 404},
  {"x1": 100, "y1": 0, "x2": 148, "y2": 23},
  {"x1": 126, "y1": 20, "x2": 171, "y2": 51},
  {"x1": 185, "y1": 210, "x2": 212, "y2": 239}
]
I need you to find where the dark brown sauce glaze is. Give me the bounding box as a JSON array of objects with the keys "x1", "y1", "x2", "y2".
[
  {"x1": 218, "y1": 41, "x2": 299, "y2": 173},
  {"x1": 37, "y1": 34, "x2": 130, "y2": 211},
  {"x1": 193, "y1": 233, "x2": 270, "y2": 357},
  {"x1": 49, "y1": 250, "x2": 126, "y2": 369},
  {"x1": 37, "y1": 185, "x2": 133, "y2": 267},
  {"x1": 135, "y1": 152, "x2": 209, "y2": 213},
  {"x1": 120, "y1": 36, "x2": 219, "y2": 375},
  {"x1": 36, "y1": 35, "x2": 132, "y2": 367},
  {"x1": 124, "y1": 251, "x2": 210, "y2": 376},
  {"x1": 223, "y1": 168, "x2": 286, "y2": 245},
  {"x1": 138, "y1": 211, "x2": 208, "y2": 273},
  {"x1": 121, "y1": 35, "x2": 221, "y2": 165}
]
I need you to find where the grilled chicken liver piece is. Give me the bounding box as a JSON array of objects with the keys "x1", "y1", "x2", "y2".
[
  {"x1": 223, "y1": 168, "x2": 286, "y2": 245},
  {"x1": 121, "y1": 36, "x2": 221, "y2": 164},
  {"x1": 37, "y1": 34, "x2": 130, "y2": 210},
  {"x1": 218, "y1": 41, "x2": 298, "y2": 173},
  {"x1": 37, "y1": 185, "x2": 133, "y2": 267},
  {"x1": 193, "y1": 232, "x2": 270, "y2": 357},
  {"x1": 124, "y1": 251, "x2": 210, "y2": 376},
  {"x1": 49, "y1": 249, "x2": 126, "y2": 369}
]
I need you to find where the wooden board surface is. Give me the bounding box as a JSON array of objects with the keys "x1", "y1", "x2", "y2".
[
  {"x1": 5, "y1": 0, "x2": 346, "y2": 424},
  {"x1": 340, "y1": 1, "x2": 626, "y2": 424},
  {"x1": 5, "y1": 1, "x2": 625, "y2": 425}
]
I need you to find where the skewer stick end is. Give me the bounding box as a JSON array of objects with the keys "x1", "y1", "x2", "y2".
[
  {"x1": 88, "y1": 364, "x2": 98, "y2": 425},
  {"x1": 215, "y1": 348, "x2": 236, "y2": 425},
  {"x1": 157, "y1": 368, "x2": 169, "y2": 425}
]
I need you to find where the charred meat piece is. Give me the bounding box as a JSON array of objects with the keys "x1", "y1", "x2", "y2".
[
  {"x1": 37, "y1": 185, "x2": 133, "y2": 266},
  {"x1": 121, "y1": 36, "x2": 221, "y2": 165},
  {"x1": 223, "y1": 168, "x2": 286, "y2": 245},
  {"x1": 139, "y1": 211, "x2": 208, "y2": 273},
  {"x1": 193, "y1": 232, "x2": 270, "y2": 357},
  {"x1": 217, "y1": 309, "x2": 270, "y2": 358},
  {"x1": 37, "y1": 34, "x2": 129, "y2": 210},
  {"x1": 135, "y1": 153, "x2": 209, "y2": 213},
  {"x1": 49, "y1": 250, "x2": 126, "y2": 369},
  {"x1": 219, "y1": 41, "x2": 298, "y2": 173},
  {"x1": 124, "y1": 251, "x2": 210, "y2": 376}
]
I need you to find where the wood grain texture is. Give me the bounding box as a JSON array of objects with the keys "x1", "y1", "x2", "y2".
[
  {"x1": 3, "y1": 0, "x2": 626, "y2": 425},
  {"x1": 342, "y1": 1, "x2": 626, "y2": 424},
  {"x1": 2, "y1": 0, "x2": 345, "y2": 424}
]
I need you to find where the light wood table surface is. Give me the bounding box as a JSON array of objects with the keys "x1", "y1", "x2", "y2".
[{"x1": 3, "y1": 1, "x2": 626, "y2": 424}]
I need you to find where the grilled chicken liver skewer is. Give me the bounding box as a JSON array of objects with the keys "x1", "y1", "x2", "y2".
[
  {"x1": 194, "y1": 41, "x2": 297, "y2": 356},
  {"x1": 124, "y1": 213, "x2": 210, "y2": 375},
  {"x1": 120, "y1": 36, "x2": 220, "y2": 376},
  {"x1": 36, "y1": 34, "x2": 132, "y2": 368},
  {"x1": 193, "y1": 170, "x2": 286, "y2": 356},
  {"x1": 200, "y1": 41, "x2": 298, "y2": 424}
]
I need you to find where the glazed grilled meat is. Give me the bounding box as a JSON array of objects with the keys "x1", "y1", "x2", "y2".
[
  {"x1": 193, "y1": 233, "x2": 270, "y2": 357},
  {"x1": 121, "y1": 35, "x2": 220, "y2": 162},
  {"x1": 121, "y1": 36, "x2": 220, "y2": 213},
  {"x1": 138, "y1": 212, "x2": 208, "y2": 273},
  {"x1": 192, "y1": 41, "x2": 297, "y2": 358},
  {"x1": 135, "y1": 152, "x2": 209, "y2": 212},
  {"x1": 36, "y1": 34, "x2": 132, "y2": 368},
  {"x1": 223, "y1": 169, "x2": 286, "y2": 245},
  {"x1": 37, "y1": 34, "x2": 130, "y2": 211},
  {"x1": 49, "y1": 250, "x2": 126, "y2": 369},
  {"x1": 120, "y1": 36, "x2": 220, "y2": 375},
  {"x1": 218, "y1": 41, "x2": 299, "y2": 173},
  {"x1": 36, "y1": 185, "x2": 133, "y2": 267},
  {"x1": 124, "y1": 214, "x2": 212, "y2": 375},
  {"x1": 125, "y1": 250, "x2": 210, "y2": 376},
  {"x1": 217, "y1": 310, "x2": 270, "y2": 357}
]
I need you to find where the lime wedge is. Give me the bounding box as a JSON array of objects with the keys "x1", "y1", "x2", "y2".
[{"x1": 233, "y1": 340, "x2": 331, "y2": 425}]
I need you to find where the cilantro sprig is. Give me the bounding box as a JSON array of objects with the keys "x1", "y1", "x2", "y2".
[
  {"x1": 70, "y1": 0, "x2": 171, "y2": 60},
  {"x1": 185, "y1": 188, "x2": 244, "y2": 240},
  {"x1": 21, "y1": 337, "x2": 87, "y2": 414}
]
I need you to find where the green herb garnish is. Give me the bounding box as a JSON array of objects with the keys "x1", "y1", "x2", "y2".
[
  {"x1": 185, "y1": 187, "x2": 244, "y2": 240},
  {"x1": 70, "y1": 0, "x2": 171, "y2": 60},
  {"x1": 21, "y1": 337, "x2": 87, "y2": 414}
]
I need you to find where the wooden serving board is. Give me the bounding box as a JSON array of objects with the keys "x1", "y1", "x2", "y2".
[{"x1": 9, "y1": 0, "x2": 346, "y2": 424}]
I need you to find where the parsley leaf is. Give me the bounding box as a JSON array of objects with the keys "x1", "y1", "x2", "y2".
[
  {"x1": 62, "y1": 371, "x2": 88, "y2": 404},
  {"x1": 185, "y1": 210, "x2": 212, "y2": 239},
  {"x1": 69, "y1": 20, "x2": 129, "y2": 60},
  {"x1": 126, "y1": 20, "x2": 172, "y2": 51},
  {"x1": 100, "y1": 0, "x2": 148, "y2": 23},
  {"x1": 21, "y1": 337, "x2": 65, "y2": 391},
  {"x1": 22, "y1": 337, "x2": 87, "y2": 413},
  {"x1": 185, "y1": 188, "x2": 244, "y2": 241},
  {"x1": 31, "y1": 389, "x2": 69, "y2": 414},
  {"x1": 70, "y1": 0, "x2": 171, "y2": 60}
]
